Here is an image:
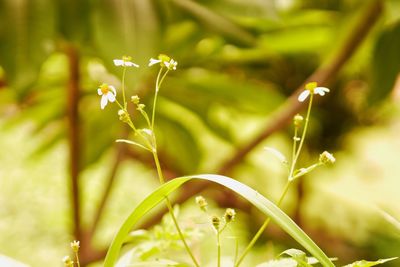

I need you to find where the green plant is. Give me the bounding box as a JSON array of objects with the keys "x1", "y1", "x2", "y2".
[{"x1": 94, "y1": 55, "x2": 396, "y2": 267}]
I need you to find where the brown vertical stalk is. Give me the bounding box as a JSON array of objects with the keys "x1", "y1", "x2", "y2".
[{"x1": 66, "y1": 44, "x2": 82, "y2": 243}]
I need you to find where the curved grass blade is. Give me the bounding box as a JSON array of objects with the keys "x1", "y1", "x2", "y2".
[{"x1": 104, "y1": 174, "x2": 334, "y2": 267}]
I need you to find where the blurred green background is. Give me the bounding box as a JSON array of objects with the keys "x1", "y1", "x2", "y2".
[{"x1": 1, "y1": 0, "x2": 400, "y2": 266}]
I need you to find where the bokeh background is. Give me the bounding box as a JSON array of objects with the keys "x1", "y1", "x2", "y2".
[{"x1": 1, "y1": 0, "x2": 400, "y2": 266}]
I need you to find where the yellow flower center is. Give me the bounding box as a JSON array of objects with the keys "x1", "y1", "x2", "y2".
[
  {"x1": 158, "y1": 54, "x2": 170, "y2": 64},
  {"x1": 305, "y1": 82, "x2": 317, "y2": 93},
  {"x1": 122, "y1": 55, "x2": 132, "y2": 62},
  {"x1": 100, "y1": 83, "x2": 110, "y2": 94}
]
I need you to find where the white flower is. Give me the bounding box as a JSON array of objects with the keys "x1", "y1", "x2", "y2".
[
  {"x1": 113, "y1": 55, "x2": 139, "y2": 67},
  {"x1": 97, "y1": 83, "x2": 116, "y2": 109},
  {"x1": 148, "y1": 54, "x2": 178, "y2": 70},
  {"x1": 298, "y1": 82, "x2": 330, "y2": 102}
]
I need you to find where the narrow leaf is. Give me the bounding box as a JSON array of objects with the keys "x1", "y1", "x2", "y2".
[
  {"x1": 116, "y1": 139, "x2": 151, "y2": 152},
  {"x1": 104, "y1": 174, "x2": 334, "y2": 267},
  {"x1": 343, "y1": 257, "x2": 398, "y2": 267}
]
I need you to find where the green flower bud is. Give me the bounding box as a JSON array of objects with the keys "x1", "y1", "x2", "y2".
[
  {"x1": 195, "y1": 196, "x2": 208, "y2": 211},
  {"x1": 62, "y1": 256, "x2": 74, "y2": 267},
  {"x1": 118, "y1": 109, "x2": 130, "y2": 123},
  {"x1": 293, "y1": 114, "x2": 304, "y2": 127},
  {"x1": 137, "y1": 104, "x2": 145, "y2": 110},
  {"x1": 211, "y1": 215, "x2": 220, "y2": 231},
  {"x1": 70, "y1": 240, "x2": 80, "y2": 253},
  {"x1": 131, "y1": 95, "x2": 140, "y2": 105},
  {"x1": 224, "y1": 208, "x2": 236, "y2": 223},
  {"x1": 319, "y1": 151, "x2": 335, "y2": 165}
]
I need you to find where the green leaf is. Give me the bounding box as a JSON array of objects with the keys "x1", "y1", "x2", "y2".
[
  {"x1": 104, "y1": 174, "x2": 334, "y2": 267},
  {"x1": 280, "y1": 248, "x2": 312, "y2": 267},
  {"x1": 343, "y1": 257, "x2": 398, "y2": 267},
  {"x1": 257, "y1": 257, "x2": 320, "y2": 267},
  {"x1": 369, "y1": 21, "x2": 400, "y2": 104}
]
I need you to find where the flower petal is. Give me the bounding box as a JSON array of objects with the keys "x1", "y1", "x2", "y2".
[
  {"x1": 109, "y1": 85, "x2": 117, "y2": 96},
  {"x1": 125, "y1": 61, "x2": 139, "y2": 67},
  {"x1": 314, "y1": 87, "x2": 330, "y2": 96},
  {"x1": 107, "y1": 92, "x2": 116, "y2": 102},
  {"x1": 149, "y1": 58, "x2": 161, "y2": 66},
  {"x1": 97, "y1": 88, "x2": 103, "y2": 95},
  {"x1": 113, "y1": 59, "x2": 124, "y2": 66},
  {"x1": 101, "y1": 95, "x2": 108, "y2": 109},
  {"x1": 298, "y1": 90, "x2": 310, "y2": 102}
]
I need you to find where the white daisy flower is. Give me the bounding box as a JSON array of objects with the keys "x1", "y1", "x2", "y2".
[
  {"x1": 113, "y1": 55, "x2": 139, "y2": 67},
  {"x1": 97, "y1": 83, "x2": 116, "y2": 109},
  {"x1": 148, "y1": 54, "x2": 178, "y2": 70},
  {"x1": 298, "y1": 82, "x2": 330, "y2": 102}
]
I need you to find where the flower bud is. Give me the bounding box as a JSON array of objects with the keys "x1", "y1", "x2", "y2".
[
  {"x1": 319, "y1": 151, "x2": 335, "y2": 165},
  {"x1": 137, "y1": 104, "x2": 145, "y2": 110},
  {"x1": 62, "y1": 256, "x2": 74, "y2": 267},
  {"x1": 293, "y1": 114, "x2": 304, "y2": 127},
  {"x1": 195, "y1": 196, "x2": 208, "y2": 211},
  {"x1": 211, "y1": 215, "x2": 220, "y2": 231},
  {"x1": 224, "y1": 208, "x2": 236, "y2": 223},
  {"x1": 131, "y1": 95, "x2": 140, "y2": 104},
  {"x1": 70, "y1": 240, "x2": 80, "y2": 253},
  {"x1": 118, "y1": 109, "x2": 130, "y2": 123}
]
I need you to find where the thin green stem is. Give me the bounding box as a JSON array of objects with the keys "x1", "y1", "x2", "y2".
[
  {"x1": 74, "y1": 252, "x2": 80, "y2": 267},
  {"x1": 292, "y1": 127, "x2": 298, "y2": 164},
  {"x1": 236, "y1": 95, "x2": 314, "y2": 266},
  {"x1": 151, "y1": 68, "x2": 169, "y2": 130},
  {"x1": 217, "y1": 230, "x2": 221, "y2": 267},
  {"x1": 288, "y1": 94, "x2": 314, "y2": 180},
  {"x1": 235, "y1": 181, "x2": 291, "y2": 267},
  {"x1": 152, "y1": 151, "x2": 200, "y2": 267},
  {"x1": 234, "y1": 238, "x2": 239, "y2": 266},
  {"x1": 122, "y1": 67, "x2": 127, "y2": 109}
]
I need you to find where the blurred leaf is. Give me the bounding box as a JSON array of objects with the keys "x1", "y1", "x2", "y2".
[
  {"x1": 171, "y1": 0, "x2": 256, "y2": 46},
  {"x1": 163, "y1": 68, "x2": 284, "y2": 141},
  {"x1": 0, "y1": 0, "x2": 56, "y2": 95},
  {"x1": 369, "y1": 21, "x2": 400, "y2": 104},
  {"x1": 104, "y1": 175, "x2": 334, "y2": 267},
  {"x1": 57, "y1": 0, "x2": 91, "y2": 43},
  {"x1": 157, "y1": 111, "x2": 201, "y2": 174},
  {"x1": 280, "y1": 248, "x2": 312, "y2": 267},
  {"x1": 343, "y1": 257, "x2": 398, "y2": 267}
]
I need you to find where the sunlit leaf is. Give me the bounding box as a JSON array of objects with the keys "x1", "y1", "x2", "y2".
[
  {"x1": 104, "y1": 174, "x2": 334, "y2": 267},
  {"x1": 343, "y1": 257, "x2": 398, "y2": 267}
]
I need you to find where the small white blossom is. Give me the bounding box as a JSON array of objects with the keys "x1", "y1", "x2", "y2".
[
  {"x1": 298, "y1": 82, "x2": 330, "y2": 102},
  {"x1": 97, "y1": 83, "x2": 116, "y2": 109},
  {"x1": 149, "y1": 54, "x2": 178, "y2": 70},
  {"x1": 113, "y1": 55, "x2": 139, "y2": 67}
]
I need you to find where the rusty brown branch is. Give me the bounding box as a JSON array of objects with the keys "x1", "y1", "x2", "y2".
[{"x1": 65, "y1": 44, "x2": 82, "y2": 242}]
